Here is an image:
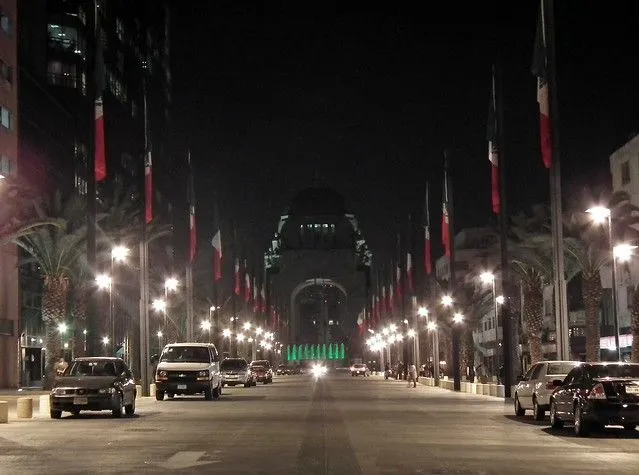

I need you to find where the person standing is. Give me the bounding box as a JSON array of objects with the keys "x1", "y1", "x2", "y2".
[{"x1": 408, "y1": 363, "x2": 417, "y2": 388}]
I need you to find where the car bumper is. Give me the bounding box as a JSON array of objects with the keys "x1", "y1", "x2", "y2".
[
  {"x1": 222, "y1": 377, "x2": 249, "y2": 386},
  {"x1": 254, "y1": 375, "x2": 270, "y2": 381},
  {"x1": 156, "y1": 380, "x2": 210, "y2": 394},
  {"x1": 584, "y1": 401, "x2": 639, "y2": 426},
  {"x1": 50, "y1": 394, "x2": 120, "y2": 412},
  {"x1": 352, "y1": 371, "x2": 367, "y2": 375}
]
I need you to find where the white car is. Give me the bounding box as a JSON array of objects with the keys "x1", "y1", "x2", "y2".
[
  {"x1": 514, "y1": 360, "x2": 580, "y2": 420},
  {"x1": 154, "y1": 343, "x2": 223, "y2": 400},
  {"x1": 350, "y1": 363, "x2": 369, "y2": 377},
  {"x1": 221, "y1": 358, "x2": 255, "y2": 387}
]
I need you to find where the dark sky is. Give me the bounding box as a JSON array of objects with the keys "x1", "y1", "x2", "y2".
[{"x1": 169, "y1": 2, "x2": 639, "y2": 268}]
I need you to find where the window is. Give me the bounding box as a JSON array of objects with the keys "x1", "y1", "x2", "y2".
[
  {"x1": 74, "y1": 174, "x2": 87, "y2": 196},
  {"x1": 0, "y1": 155, "x2": 14, "y2": 177},
  {"x1": 0, "y1": 9, "x2": 12, "y2": 36},
  {"x1": 0, "y1": 105, "x2": 13, "y2": 130},
  {"x1": 0, "y1": 58, "x2": 12, "y2": 86},
  {"x1": 47, "y1": 24, "x2": 85, "y2": 56},
  {"x1": 47, "y1": 61, "x2": 79, "y2": 89},
  {"x1": 530, "y1": 364, "x2": 544, "y2": 380},
  {"x1": 621, "y1": 161, "x2": 631, "y2": 185}
]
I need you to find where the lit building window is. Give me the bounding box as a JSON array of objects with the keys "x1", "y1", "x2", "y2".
[
  {"x1": 621, "y1": 161, "x2": 631, "y2": 185},
  {"x1": 74, "y1": 174, "x2": 87, "y2": 196},
  {"x1": 47, "y1": 24, "x2": 85, "y2": 56},
  {"x1": 0, "y1": 106, "x2": 14, "y2": 130},
  {"x1": 0, "y1": 155, "x2": 14, "y2": 177},
  {"x1": 47, "y1": 61, "x2": 79, "y2": 89},
  {"x1": 0, "y1": 58, "x2": 12, "y2": 87},
  {"x1": 0, "y1": 9, "x2": 12, "y2": 36}
]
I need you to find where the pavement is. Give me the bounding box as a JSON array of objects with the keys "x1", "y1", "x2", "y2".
[{"x1": 1, "y1": 373, "x2": 638, "y2": 474}]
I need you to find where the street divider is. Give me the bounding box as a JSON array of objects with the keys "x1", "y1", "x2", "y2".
[
  {"x1": 17, "y1": 398, "x2": 33, "y2": 419},
  {"x1": 149, "y1": 383, "x2": 156, "y2": 398},
  {"x1": 136, "y1": 385, "x2": 142, "y2": 399},
  {"x1": 0, "y1": 401, "x2": 7, "y2": 423},
  {"x1": 419, "y1": 377, "x2": 507, "y2": 398}
]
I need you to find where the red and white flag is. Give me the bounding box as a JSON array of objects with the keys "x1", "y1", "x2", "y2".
[
  {"x1": 260, "y1": 283, "x2": 266, "y2": 313},
  {"x1": 424, "y1": 182, "x2": 433, "y2": 274},
  {"x1": 487, "y1": 65, "x2": 500, "y2": 214},
  {"x1": 234, "y1": 258, "x2": 240, "y2": 295},
  {"x1": 253, "y1": 276, "x2": 258, "y2": 312},
  {"x1": 442, "y1": 171, "x2": 451, "y2": 258},
  {"x1": 95, "y1": 97, "x2": 106, "y2": 182},
  {"x1": 244, "y1": 268, "x2": 251, "y2": 303},
  {"x1": 532, "y1": 1, "x2": 552, "y2": 169},
  {"x1": 211, "y1": 229, "x2": 222, "y2": 281}
]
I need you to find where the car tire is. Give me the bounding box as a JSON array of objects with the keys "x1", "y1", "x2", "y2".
[
  {"x1": 155, "y1": 390, "x2": 164, "y2": 401},
  {"x1": 623, "y1": 424, "x2": 636, "y2": 431},
  {"x1": 514, "y1": 395, "x2": 525, "y2": 417},
  {"x1": 204, "y1": 384, "x2": 213, "y2": 400},
  {"x1": 533, "y1": 396, "x2": 544, "y2": 421},
  {"x1": 112, "y1": 396, "x2": 123, "y2": 418},
  {"x1": 125, "y1": 398, "x2": 136, "y2": 416},
  {"x1": 167, "y1": 392, "x2": 174, "y2": 398},
  {"x1": 50, "y1": 409, "x2": 62, "y2": 419},
  {"x1": 244, "y1": 382, "x2": 251, "y2": 388},
  {"x1": 549, "y1": 400, "x2": 563, "y2": 429},
  {"x1": 212, "y1": 383, "x2": 220, "y2": 399},
  {"x1": 252, "y1": 381, "x2": 257, "y2": 387},
  {"x1": 574, "y1": 404, "x2": 590, "y2": 437}
]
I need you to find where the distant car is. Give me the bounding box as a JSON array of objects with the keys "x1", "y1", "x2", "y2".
[
  {"x1": 221, "y1": 358, "x2": 255, "y2": 387},
  {"x1": 514, "y1": 360, "x2": 580, "y2": 420},
  {"x1": 550, "y1": 362, "x2": 639, "y2": 436},
  {"x1": 250, "y1": 360, "x2": 274, "y2": 384},
  {"x1": 49, "y1": 357, "x2": 136, "y2": 419},
  {"x1": 350, "y1": 363, "x2": 369, "y2": 377},
  {"x1": 276, "y1": 364, "x2": 291, "y2": 375}
]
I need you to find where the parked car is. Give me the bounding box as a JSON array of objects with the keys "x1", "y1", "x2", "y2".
[
  {"x1": 153, "y1": 343, "x2": 222, "y2": 400},
  {"x1": 250, "y1": 360, "x2": 274, "y2": 384},
  {"x1": 49, "y1": 357, "x2": 136, "y2": 419},
  {"x1": 549, "y1": 362, "x2": 639, "y2": 436},
  {"x1": 221, "y1": 358, "x2": 255, "y2": 387},
  {"x1": 514, "y1": 360, "x2": 580, "y2": 420},
  {"x1": 276, "y1": 364, "x2": 292, "y2": 375},
  {"x1": 350, "y1": 363, "x2": 369, "y2": 377}
]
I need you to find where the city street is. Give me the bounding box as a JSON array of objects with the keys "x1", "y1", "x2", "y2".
[{"x1": 1, "y1": 372, "x2": 639, "y2": 474}]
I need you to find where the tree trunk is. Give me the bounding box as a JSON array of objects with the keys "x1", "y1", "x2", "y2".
[
  {"x1": 73, "y1": 280, "x2": 88, "y2": 358},
  {"x1": 461, "y1": 326, "x2": 475, "y2": 381},
  {"x1": 523, "y1": 281, "x2": 544, "y2": 364},
  {"x1": 583, "y1": 275, "x2": 603, "y2": 362},
  {"x1": 42, "y1": 275, "x2": 70, "y2": 389},
  {"x1": 631, "y1": 284, "x2": 639, "y2": 363}
]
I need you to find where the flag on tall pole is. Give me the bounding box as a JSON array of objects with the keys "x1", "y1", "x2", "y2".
[
  {"x1": 143, "y1": 83, "x2": 153, "y2": 224},
  {"x1": 442, "y1": 171, "x2": 451, "y2": 258},
  {"x1": 211, "y1": 202, "x2": 223, "y2": 281},
  {"x1": 424, "y1": 182, "x2": 432, "y2": 275},
  {"x1": 532, "y1": 1, "x2": 552, "y2": 169},
  {"x1": 244, "y1": 261, "x2": 251, "y2": 304},
  {"x1": 487, "y1": 65, "x2": 500, "y2": 214},
  {"x1": 406, "y1": 248, "x2": 413, "y2": 295},
  {"x1": 234, "y1": 258, "x2": 240, "y2": 296},
  {"x1": 94, "y1": 97, "x2": 106, "y2": 181},
  {"x1": 253, "y1": 275, "x2": 258, "y2": 313},
  {"x1": 187, "y1": 150, "x2": 197, "y2": 263},
  {"x1": 260, "y1": 281, "x2": 266, "y2": 313}
]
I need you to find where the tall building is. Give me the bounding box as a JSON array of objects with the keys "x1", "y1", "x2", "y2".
[
  {"x1": 0, "y1": 0, "x2": 18, "y2": 388},
  {"x1": 14, "y1": 0, "x2": 173, "y2": 386}
]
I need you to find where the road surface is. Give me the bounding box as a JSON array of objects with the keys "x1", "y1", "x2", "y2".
[{"x1": 1, "y1": 372, "x2": 638, "y2": 474}]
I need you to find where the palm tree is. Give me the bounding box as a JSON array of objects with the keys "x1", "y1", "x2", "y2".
[{"x1": 12, "y1": 191, "x2": 87, "y2": 388}]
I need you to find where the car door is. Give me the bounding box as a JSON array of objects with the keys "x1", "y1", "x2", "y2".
[
  {"x1": 556, "y1": 367, "x2": 581, "y2": 418},
  {"x1": 527, "y1": 363, "x2": 546, "y2": 407},
  {"x1": 519, "y1": 364, "x2": 539, "y2": 408},
  {"x1": 116, "y1": 360, "x2": 135, "y2": 405},
  {"x1": 209, "y1": 346, "x2": 220, "y2": 386}
]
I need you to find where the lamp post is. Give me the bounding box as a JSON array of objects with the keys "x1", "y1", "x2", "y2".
[
  {"x1": 96, "y1": 273, "x2": 112, "y2": 354},
  {"x1": 164, "y1": 277, "x2": 179, "y2": 330},
  {"x1": 613, "y1": 243, "x2": 637, "y2": 361},
  {"x1": 441, "y1": 295, "x2": 453, "y2": 384},
  {"x1": 222, "y1": 328, "x2": 232, "y2": 355},
  {"x1": 480, "y1": 271, "x2": 500, "y2": 373},
  {"x1": 156, "y1": 330, "x2": 163, "y2": 352},
  {"x1": 111, "y1": 245, "x2": 129, "y2": 362},
  {"x1": 200, "y1": 320, "x2": 211, "y2": 342}
]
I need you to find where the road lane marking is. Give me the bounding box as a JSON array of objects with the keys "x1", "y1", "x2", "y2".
[{"x1": 158, "y1": 451, "x2": 215, "y2": 470}]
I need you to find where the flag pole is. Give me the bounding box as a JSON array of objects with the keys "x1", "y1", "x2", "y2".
[
  {"x1": 445, "y1": 149, "x2": 461, "y2": 392},
  {"x1": 495, "y1": 60, "x2": 516, "y2": 397},
  {"x1": 545, "y1": 0, "x2": 570, "y2": 359},
  {"x1": 231, "y1": 224, "x2": 238, "y2": 357},
  {"x1": 185, "y1": 150, "x2": 195, "y2": 341}
]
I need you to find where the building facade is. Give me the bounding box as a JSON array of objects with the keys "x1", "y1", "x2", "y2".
[{"x1": 0, "y1": 0, "x2": 18, "y2": 388}]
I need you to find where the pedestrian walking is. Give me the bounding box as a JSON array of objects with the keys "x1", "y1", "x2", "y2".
[{"x1": 408, "y1": 363, "x2": 417, "y2": 388}]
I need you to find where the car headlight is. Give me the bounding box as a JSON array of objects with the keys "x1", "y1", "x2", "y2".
[
  {"x1": 197, "y1": 370, "x2": 209, "y2": 379},
  {"x1": 156, "y1": 370, "x2": 168, "y2": 380},
  {"x1": 52, "y1": 387, "x2": 66, "y2": 395},
  {"x1": 98, "y1": 387, "x2": 116, "y2": 394}
]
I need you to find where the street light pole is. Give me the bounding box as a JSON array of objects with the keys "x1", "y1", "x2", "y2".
[{"x1": 608, "y1": 215, "x2": 621, "y2": 362}]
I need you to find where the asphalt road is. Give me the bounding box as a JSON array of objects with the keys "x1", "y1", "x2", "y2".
[{"x1": 1, "y1": 372, "x2": 639, "y2": 474}]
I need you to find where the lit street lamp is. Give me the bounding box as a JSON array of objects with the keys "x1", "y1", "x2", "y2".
[
  {"x1": 111, "y1": 245, "x2": 130, "y2": 263},
  {"x1": 243, "y1": 322, "x2": 252, "y2": 331},
  {"x1": 496, "y1": 295, "x2": 505, "y2": 305},
  {"x1": 453, "y1": 312, "x2": 464, "y2": 324},
  {"x1": 152, "y1": 298, "x2": 167, "y2": 313},
  {"x1": 441, "y1": 295, "x2": 453, "y2": 307},
  {"x1": 96, "y1": 274, "x2": 113, "y2": 355},
  {"x1": 200, "y1": 320, "x2": 212, "y2": 342}
]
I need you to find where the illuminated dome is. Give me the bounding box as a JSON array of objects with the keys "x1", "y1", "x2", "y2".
[{"x1": 287, "y1": 187, "x2": 347, "y2": 217}]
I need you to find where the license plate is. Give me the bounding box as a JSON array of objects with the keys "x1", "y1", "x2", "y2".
[
  {"x1": 177, "y1": 384, "x2": 187, "y2": 390},
  {"x1": 626, "y1": 386, "x2": 639, "y2": 394},
  {"x1": 228, "y1": 375, "x2": 237, "y2": 378},
  {"x1": 73, "y1": 397, "x2": 88, "y2": 405}
]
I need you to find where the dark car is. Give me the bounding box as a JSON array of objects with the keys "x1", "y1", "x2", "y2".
[
  {"x1": 250, "y1": 360, "x2": 273, "y2": 384},
  {"x1": 276, "y1": 364, "x2": 291, "y2": 375},
  {"x1": 50, "y1": 357, "x2": 137, "y2": 419},
  {"x1": 549, "y1": 362, "x2": 639, "y2": 436}
]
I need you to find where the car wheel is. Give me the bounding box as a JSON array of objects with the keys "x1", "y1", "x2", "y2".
[
  {"x1": 155, "y1": 390, "x2": 164, "y2": 401},
  {"x1": 574, "y1": 404, "x2": 590, "y2": 437},
  {"x1": 533, "y1": 396, "x2": 544, "y2": 421},
  {"x1": 244, "y1": 382, "x2": 251, "y2": 388},
  {"x1": 204, "y1": 383, "x2": 213, "y2": 400},
  {"x1": 112, "y1": 395, "x2": 123, "y2": 418},
  {"x1": 252, "y1": 381, "x2": 257, "y2": 387},
  {"x1": 514, "y1": 395, "x2": 525, "y2": 417},
  {"x1": 50, "y1": 409, "x2": 62, "y2": 419},
  {"x1": 125, "y1": 398, "x2": 136, "y2": 416},
  {"x1": 550, "y1": 400, "x2": 563, "y2": 429},
  {"x1": 623, "y1": 424, "x2": 636, "y2": 431},
  {"x1": 212, "y1": 382, "x2": 221, "y2": 399}
]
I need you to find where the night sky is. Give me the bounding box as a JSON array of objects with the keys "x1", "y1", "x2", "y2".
[{"x1": 170, "y1": 2, "x2": 639, "y2": 268}]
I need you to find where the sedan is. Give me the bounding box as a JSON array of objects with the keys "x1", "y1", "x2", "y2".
[
  {"x1": 550, "y1": 362, "x2": 639, "y2": 436},
  {"x1": 50, "y1": 357, "x2": 136, "y2": 419}
]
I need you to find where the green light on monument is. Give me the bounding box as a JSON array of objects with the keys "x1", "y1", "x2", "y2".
[
  {"x1": 321, "y1": 343, "x2": 326, "y2": 360},
  {"x1": 339, "y1": 343, "x2": 345, "y2": 359},
  {"x1": 328, "y1": 343, "x2": 333, "y2": 360},
  {"x1": 292, "y1": 345, "x2": 297, "y2": 361},
  {"x1": 287, "y1": 345, "x2": 291, "y2": 361}
]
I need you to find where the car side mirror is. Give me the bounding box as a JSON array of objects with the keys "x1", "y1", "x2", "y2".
[
  {"x1": 552, "y1": 379, "x2": 563, "y2": 387},
  {"x1": 150, "y1": 354, "x2": 159, "y2": 365}
]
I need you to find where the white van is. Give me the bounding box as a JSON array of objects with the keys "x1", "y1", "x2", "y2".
[{"x1": 154, "y1": 343, "x2": 222, "y2": 401}]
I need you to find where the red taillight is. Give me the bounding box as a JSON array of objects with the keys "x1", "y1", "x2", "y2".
[{"x1": 588, "y1": 383, "x2": 607, "y2": 400}]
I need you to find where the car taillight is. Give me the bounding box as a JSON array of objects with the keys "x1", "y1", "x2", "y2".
[{"x1": 588, "y1": 383, "x2": 607, "y2": 400}]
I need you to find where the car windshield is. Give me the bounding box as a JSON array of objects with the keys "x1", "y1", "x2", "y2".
[
  {"x1": 547, "y1": 363, "x2": 578, "y2": 375},
  {"x1": 67, "y1": 360, "x2": 118, "y2": 377},
  {"x1": 221, "y1": 359, "x2": 247, "y2": 370},
  {"x1": 160, "y1": 346, "x2": 210, "y2": 363},
  {"x1": 589, "y1": 364, "x2": 639, "y2": 379},
  {"x1": 251, "y1": 361, "x2": 269, "y2": 367}
]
